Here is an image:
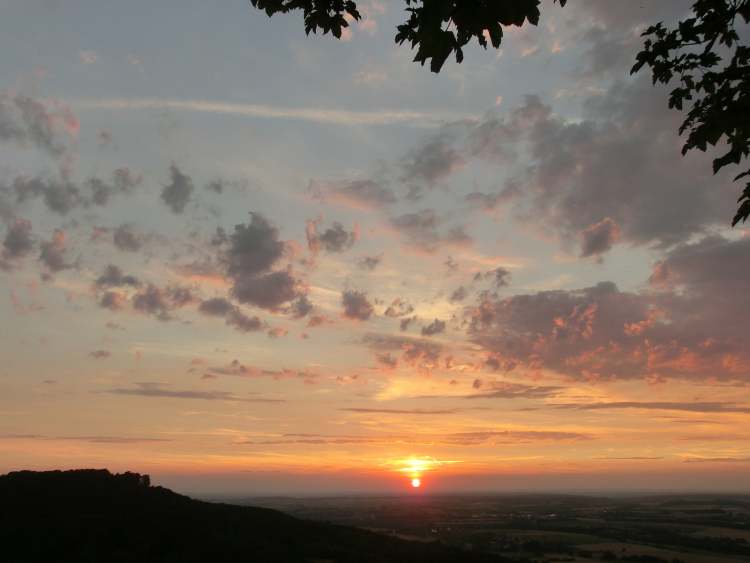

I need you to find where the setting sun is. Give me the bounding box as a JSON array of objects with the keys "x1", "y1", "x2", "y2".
[{"x1": 411, "y1": 478, "x2": 421, "y2": 488}]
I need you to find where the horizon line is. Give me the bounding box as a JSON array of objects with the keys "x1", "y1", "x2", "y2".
[{"x1": 196, "y1": 488, "x2": 750, "y2": 499}]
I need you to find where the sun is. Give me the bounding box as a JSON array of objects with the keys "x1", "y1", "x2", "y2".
[{"x1": 385, "y1": 455, "x2": 459, "y2": 491}]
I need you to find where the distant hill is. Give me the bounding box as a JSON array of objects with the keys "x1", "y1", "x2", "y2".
[{"x1": 0, "y1": 469, "x2": 507, "y2": 563}]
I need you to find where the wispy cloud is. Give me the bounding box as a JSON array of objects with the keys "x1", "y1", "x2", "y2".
[
  {"x1": 554, "y1": 402, "x2": 750, "y2": 414},
  {"x1": 105, "y1": 382, "x2": 283, "y2": 403},
  {"x1": 594, "y1": 456, "x2": 664, "y2": 461},
  {"x1": 341, "y1": 407, "x2": 456, "y2": 415},
  {"x1": 417, "y1": 382, "x2": 563, "y2": 401},
  {"x1": 0, "y1": 434, "x2": 171, "y2": 444},
  {"x1": 683, "y1": 457, "x2": 750, "y2": 464},
  {"x1": 240, "y1": 429, "x2": 590, "y2": 447},
  {"x1": 70, "y1": 98, "x2": 471, "y2": 127}
]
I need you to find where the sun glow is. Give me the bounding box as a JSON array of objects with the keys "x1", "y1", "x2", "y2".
[
  {"x1": 397, "y1": 456, "x2": 439, "y2": 476},
  {"x1": 385, "y1": 456, "x2": 459, "y2": 490}
]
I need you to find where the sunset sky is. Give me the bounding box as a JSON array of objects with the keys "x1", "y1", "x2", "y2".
[{"x1": 1, "y1": 0, "x2": 749, "y2": 495}]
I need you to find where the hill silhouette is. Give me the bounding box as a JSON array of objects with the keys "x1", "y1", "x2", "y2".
[{"x1": 0, "y1": 469, "x2": 507, "y2": 563}]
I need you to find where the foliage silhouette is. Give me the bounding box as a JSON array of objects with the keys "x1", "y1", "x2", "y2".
[
  {"x1": 250, "y1": 0, "x2": 750, "y2": 226},
  {"x1": 250, "y1": 0, "x2": 566, "y2": 72},
  {"x1": 0, "y1": 469, "x2": 509, "y2": 563},
  {"x1": 632, "y1": 0, "x2": 750, "y2": 226}
]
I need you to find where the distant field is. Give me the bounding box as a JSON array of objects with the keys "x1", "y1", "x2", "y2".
[
  {"x1": 691, "y1": 527, "x2": 750, "y2": 541},
  {"x1": 580, "y1": 542, "x2": 750, "y2": 563},
  {"x1": 235, "y1": 494, "x2": 750, "y2": 562},
  {"x1": 488, "y1": 529, "x2": 605, "y2": 545}
]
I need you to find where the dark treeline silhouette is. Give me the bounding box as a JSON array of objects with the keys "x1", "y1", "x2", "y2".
[{"x1": 0, "y1": 469, "x2": 509, "y2": 563}]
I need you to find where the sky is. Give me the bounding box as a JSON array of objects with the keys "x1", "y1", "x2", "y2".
[{"x1": 1, "y1": 0, "x2": 749, "y2": 495}]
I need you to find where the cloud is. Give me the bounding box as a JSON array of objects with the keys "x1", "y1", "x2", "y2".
[
  {"x1": 95, "y1": 264, "x2": 140, "y2": 288},
  {"x1": 390, "y1": 81, "x2": 735, "y2": 255},
  {"x1": 450, "y1": 286, "x2": 468, "y2": 302},
  {"x1": 474, "y1": 267, "x2": 511, "y2": 289},
  {"x1": 78, "y1": 50, "x2": 98, "y2": 64},
  {"x1": 400, "y1": 316, "x2": 417, "y2": 331},
  {"x1": 226, "y1": 213, "x2": 285, "y2": 276},
  {"x1": 97, "y1": 130, "x2": 112, "y2": 146},
  {"x1": 357, "y1": 254, "x2": 382, "y2": 271},
  {"x1": 394, "y1": 101, "x2": 532, "y2": 199},
  {"x1": 205, "y1": 179, "x2": 226, "y2": 194},
  {"x1": 506, "y1": 86, "x2": 735, "y2": 250},
  {"x1": 267, "y1": 326, "x2": 288, "y2": 339},
  {"x1": 682, "y1": 457, "x2": 750, "y2": 464},
  {"x1": 112, "y1": 224, "x2": 144, "y2": 252},
  {"x1": 0, "y1": 92, "x2": 78, "y2": 161},
  {"x1": 444, "y1": 255, "x2": 458, "y2": 272},
  {"x1": 362, "y1": 333, "x2": 441, "y2": 369},
  {"x1": 353, "y1": 68, "x2": 387, "y2": 85},
  {"x1": 198, "y1": 297, "x2": 264, "y2": 333},
  {"x1": 649, "y1": 235, "x2": 749, "y2": 295},
  {"x1": 1, "y1": 218, "x2": 34, "y2": 268},
  {"x1": 307, "y1": 314, "x2": 332, "y2": 328},
  {"x1": 318, "y1": 222, "x2": 357, "y2": 253},
  {"x1": 342, "y1": 290, "x2": 374, "y2": 321},
  {"x1": 205, "y1": 360, "x2": 320, "y2": 383},
  {"x1": 288, "y1": 295, "x2": 313, "y2": 318},
  {"x1": 421, "y1": 318, "x2": 446, "y2": 336},
  {"x1": 89, "y1": 350, "x2": 111, "y2": 359},
  {"x1": 106, "y1": 382, "x2": 283, "y2": 402},
  {"x1": 132, "y1": 284, "x2": 195, "y2": 321},
  {"x1": 390, "y1": 209, "x2": 471, "y2": 253},
  {"x1": 13, "y1": 176, "x2": 83, "y2": 215},
  {"x1": 440, "y1": 430, "x2": 590, "y2": 445},
  {"x1": 465, "y1": 187, "x2": 518, "y2": 212},
  {"x1": 307, "y1": 219, "x2": 357, "y2": 254},
  {"x1": 467, "y1": 234, "x2": 750, "y2": 383},
  {"x1": 341, "y1": 408, "x2": 456, "y2": 415},
  {"x1": 39, "y1": 229, "x2": 72, "y2": 274},
  {"x1": 578, "y1": 1, "x2": 688, "y2": 32},
  {"x1": 384, "y1": 297, "x2": 414, "y2": 318},
  {"x1": 86, "y1": 168, "x2": 142, "y2": 206},
  {"x1": 471, "y1": 282, "x2": 638, "y2": 378},
  {"x1": 4, "y1": 169, "x2": 139, "y2": 217},
  {"x1": 376, "y1": 352, "x2": 398, "y2": 369},
  {"x1": 223, "y1": 213, "x2": 301, "y2": 310},
  {"x1": 243, "y1": 428, "x2": 590, "y2": 447},
  {"x1": 311, "y1": 179, "x2": 396, "y2": 210},
  {"x1": 0, "y1": 433, "x2": 171, "y2": 444},
  {"x1": 165, "y1": 286, "x2": 194, "y2": 308},
  {"x1": 70, "y1": 436, "x2": 170, "y2": 444},
  {"x1": 173, "y1": 258, "x2": 224, "y2": 281},
  {"x1": 580, "y1": 217, "x2": 621, "y2": 258},
  {"x1": 226, "y1": 310, "x2": 264, "y2": 332},
  {"x1": 466, "y1": 382, "x2": 562, "y2": 400},
  {"x1": 99, "y1": 291, "x2": 127, "y2": 311},
  {"x1": 415, "y1": 381, "x2": 562, "y2": 400},
  {"x1": 572, "y1": 1, "x2": 690, "y2": 79},
  {"x1": 231, "y1": 269, "x2": 299, "y2": 311},
  {"x1": 595, "y1": 457, "x2": 664, "y2": 461},
  {"x1": 160, "y1": 164, "x2": 194, "y2": 214},
  {"x1": 241, "y1": 435, "x2": 386, "y2": 446},
  {"x1": 198, "y1": 297, "x2": 235, "y2": 316},
  {"x1": 554, "y1": 401, "x2": 750, "y2": 414},
  {"x1": 400, "y1": 130, "x2": 465, "y2": 196},
  {"x1": 72, "y1": 97, "x2": 471, "y2": 127}
]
